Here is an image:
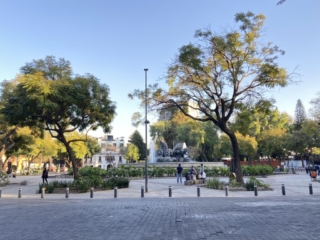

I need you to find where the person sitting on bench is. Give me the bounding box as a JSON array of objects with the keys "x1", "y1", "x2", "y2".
[
  {"x1": 185, "y1": 172, "x2": 191, "y2": 181},
  {"x1": 201, "y1": 171, "x2": 206, "y2": 180}
]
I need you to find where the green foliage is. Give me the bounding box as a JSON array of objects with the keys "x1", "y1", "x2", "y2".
[
  {"x1": 130, "y1": 11, "x2": 292, "y2": 183},
  {"x1": 0, "y1": 56, "x2": 116, "y2": 179},
  {"x1": 38, "y1": 177, "x2": 129, "y2": 193},
  {"x1": 72, "y1": 165, "x2": 273, "y2": 184},
  {"x1": 309, "y1": 92, "x2": 320, "y2": 121},
  {"x1": 128, "y1": 130, "x2": 146, "y2": 160},
  {"x1": 46, "y1": 183, "x2": 55, "y2": 193},
  {"x1": 79, "y1": 166, "x2": 107, "y2": 177},
  {"x1": 294, "y1": 99, "x2": 306, "y2": 130},
  {"x1": 230, "y1": 181, "x2": 243, "y2": 188},
  {"x1": 125, "y1": 144, "x2": 140, "y2": 162},
  {"x1": 85, "y1": 138, "x2": 101, "y2": 157},
  {"x1": 259, "y1": 128, "x2": 287, "y2": 159},
  {"x1": 20, "y1": 56, "x2": 72, "y2": 80},
  {"x1": 206, "y1": 178, "x2": 224, "y2": 190},
  {"x1": 105, "y1": 177, "x2": 130, "y2": 189},
  {"x1": 245, "y1": 177, "x2": 270, "y2": 191},
  {"x1": 0, "y1": 170, "x2": 9, "y2": 185},
  {"x1": 241, "y1": 165, "x2": 273, "y2": 176}
]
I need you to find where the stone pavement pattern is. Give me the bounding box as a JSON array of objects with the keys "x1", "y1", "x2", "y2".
[{"x1": 1, "y1": 196, "x2": 320, "y2": 240}]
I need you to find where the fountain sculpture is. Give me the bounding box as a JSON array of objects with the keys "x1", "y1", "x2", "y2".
[{"x1": 149, "y1": 140, "x2": 192, "y2": 162}]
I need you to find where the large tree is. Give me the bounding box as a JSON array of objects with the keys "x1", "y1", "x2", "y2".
[
  {"x1": 232, "y1": 101, "x2": 290, "y2": 138},
  {"x1": 128, "y1": 130, "x2": 146, "y2": 161},
  {"x1": 0, "y1": 80, "x2": 23, "y2": 169},
  {"x1": 294, "y1": 99, "x2": 306, "y2": 130},
  {"x1": 258, "y1": 128, "x2": 288, "y2": 164},
  {"x1": 125, "y1": 144, "x2": 140, "y2": 163},
  {"x1": 309, "y1": 92, "x2": 320, "y2": 121},
  {"x1": 130, "y1": 12, "x2": 291, "y2": 183},
  {"x1": 0, "y1": 56, "x2": 116, "y2": 179}
]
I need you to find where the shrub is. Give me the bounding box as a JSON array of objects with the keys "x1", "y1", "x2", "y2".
[
  {"x1": 241, "y1": 165, "x2": 274, "y2": 176},
  {"x1": 78, "y1": 181, "x2": 90, "y2": 193},
  {"x1": 206, "y1": 178, "x2": 224, "y2": 190},
  {"x1": 105, "y1": 177, "x2": 129, "y2": 189},
  {"x1": 230, "y1": 181, "x2": 243, "y2": 188},
  {"x1": 245, "y1": 177, "x2": 270, "y2": 191},
  {"x1": 0, "y1": 171, "x2": 9, "y2": 186},
  {"x1": 38, "y1": 183, "x2": 45, "y2": 193},
  {"x1": 46, "y1": 182, "x2": 55, "y2": 193}
]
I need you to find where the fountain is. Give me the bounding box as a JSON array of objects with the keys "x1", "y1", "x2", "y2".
[
  {"x1": 149, "y1": 140, "x2": 193, "y2": 162},
  {"x1": 126, "y1": 139, "x2": 224, "y2": 168}
]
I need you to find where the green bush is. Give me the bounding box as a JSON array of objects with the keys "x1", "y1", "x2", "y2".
[
  {"x1": 245, "y1": 177, "x2": 270, "y2": 191},
  {"x1": 79, "y1": 166, "x2": 107, "y2": 177},
  {"x1": 77, "y1": 181, "x2": 90, "y2": 193},
  {"x1": 241, "y1": 165, "x2": 273, "y2": 176},
  {"x1": 46, "y1": 182, "x2": 55, "y2": 193},
  {"x1": 206, "y1": 178, "x2": 224, "y2": 190},
  {"x1": 104, "y1": 177, "x2": 129, "y2": 189},
  {"x1": 0, "y1": 171, "x2": 9, "y2": 186},
  {"x1": 230, "y1": 181, "x2": 243, "y2": 188}
]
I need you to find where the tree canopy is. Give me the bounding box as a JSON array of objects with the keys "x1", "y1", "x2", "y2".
[
  {"x1": 294, "y1": 99, "x2": 306, "y2": 130},
  {"x1": 130, "y1": 12, "x2": 292, "y2": 183},
  {"x1": 125, "y1": 144, "x2": 140, "y2": 162},
  {"x1": 128, "y1": 130, "x2": 146, "y2": 161},
  {"x1": 0, "y1": 56, "x2": 116, "y2": 178}
]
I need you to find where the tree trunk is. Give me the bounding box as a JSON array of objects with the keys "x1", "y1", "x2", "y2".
[
  {"x1": 2, "y1": 156, "x2": 11, "y2": 171},
  {"x1": 201, "y1": 146, "x2": 208, "y2": 162},
  {"x1": 225, "y1": 131, "x2": 244, "y2": 183},
  {"x1": 27, "y1": 158, "x2": 31, "y2": 175},
  {"x1": 64, "y1": 142, "x2": 80, "y2": 179},
  {"x1": 0, "y1": 147, "x2": 6, "y2": 170},
  {"x1": 267, "y1": 156, "x2": 271, "y2": 166}
]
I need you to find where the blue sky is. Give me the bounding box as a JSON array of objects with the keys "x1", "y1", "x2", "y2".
[{"x1": 1, "y1": 0, "x2": 319, "y2": 141}]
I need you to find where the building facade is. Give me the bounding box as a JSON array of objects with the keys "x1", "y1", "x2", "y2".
[{"x1": 82, "y1": 151, "x2": 123, "y2": 169}]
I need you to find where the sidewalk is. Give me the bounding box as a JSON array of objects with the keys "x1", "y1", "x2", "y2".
[{"x1": 1, "y1": 172, "x2": 319, "y2": 199}]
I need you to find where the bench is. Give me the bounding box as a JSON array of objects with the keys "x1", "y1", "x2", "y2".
[{"x1": 184, "y1": 179, "x2": 206, "y2": 185}]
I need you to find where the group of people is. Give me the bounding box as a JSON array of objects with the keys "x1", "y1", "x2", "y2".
[{"x1": 176, "y1": 163, "x2": 206, "y2": 183}]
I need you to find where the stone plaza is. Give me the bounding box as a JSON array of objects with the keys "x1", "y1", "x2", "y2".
[{"x1": 0, "y1": 172, "x2": 319, "y2": 240}]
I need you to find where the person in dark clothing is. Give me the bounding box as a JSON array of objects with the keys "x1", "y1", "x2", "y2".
[
  {"x1": 42, "y1": 167, "x2": 48, "y2": 184},
  {"x1": 176, "y1": 164, "x2": 183, "y2": 183},
  {"x1": 185, "y1": 172, "x2": 190, "y2": 181}
]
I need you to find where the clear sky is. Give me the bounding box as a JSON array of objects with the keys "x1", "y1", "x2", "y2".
[{"x1": 0, "y1": 0, "x2": 319, "y2": 142}]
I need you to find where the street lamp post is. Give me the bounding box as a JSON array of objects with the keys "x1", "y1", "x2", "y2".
[
  {"x1": 311, "y1": 122, "x2": 320, "y2": 167},
  {"x1": 144, "y1": 69, "x2": 149, "y2": 193}
]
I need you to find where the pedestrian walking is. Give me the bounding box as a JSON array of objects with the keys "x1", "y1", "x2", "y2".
[
  {"x1": 42, "y1": 167, "x2": 48, "y2": 184},
  {"x1": 177, "y1": 164, "x2": 183, "y2": 183}
]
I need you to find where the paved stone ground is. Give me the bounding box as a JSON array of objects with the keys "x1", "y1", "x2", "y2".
[{"x1": 1, "y1": 196, "x2": 320, "y2": 240}]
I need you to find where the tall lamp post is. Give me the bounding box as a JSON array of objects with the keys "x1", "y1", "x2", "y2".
[
  {"x1": 144, "y1": 68, "x2": 149, "y2": 193},
  {"x1": 311, "y1": 122, "x2": 320, "y2": 167}
]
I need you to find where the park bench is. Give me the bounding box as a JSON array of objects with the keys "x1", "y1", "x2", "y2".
[{"x1": 184, "y1": 179, "x2": 206, "y2": 185}]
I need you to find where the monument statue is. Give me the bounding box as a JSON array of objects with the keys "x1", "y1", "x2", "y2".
[{"x1": 155, "y1": 140, "x2": 191, "y2": 162}]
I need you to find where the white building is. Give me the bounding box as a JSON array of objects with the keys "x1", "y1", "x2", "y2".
[
  {"x1": 97, "y1": 135, "x2": 126, "y2": 150},
  {"x1": 82, "y1": 151, "x2": 124, "y2": 169},
  {"x1": 83, "y1": 135, "x2": 127, "y2": 169}
]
